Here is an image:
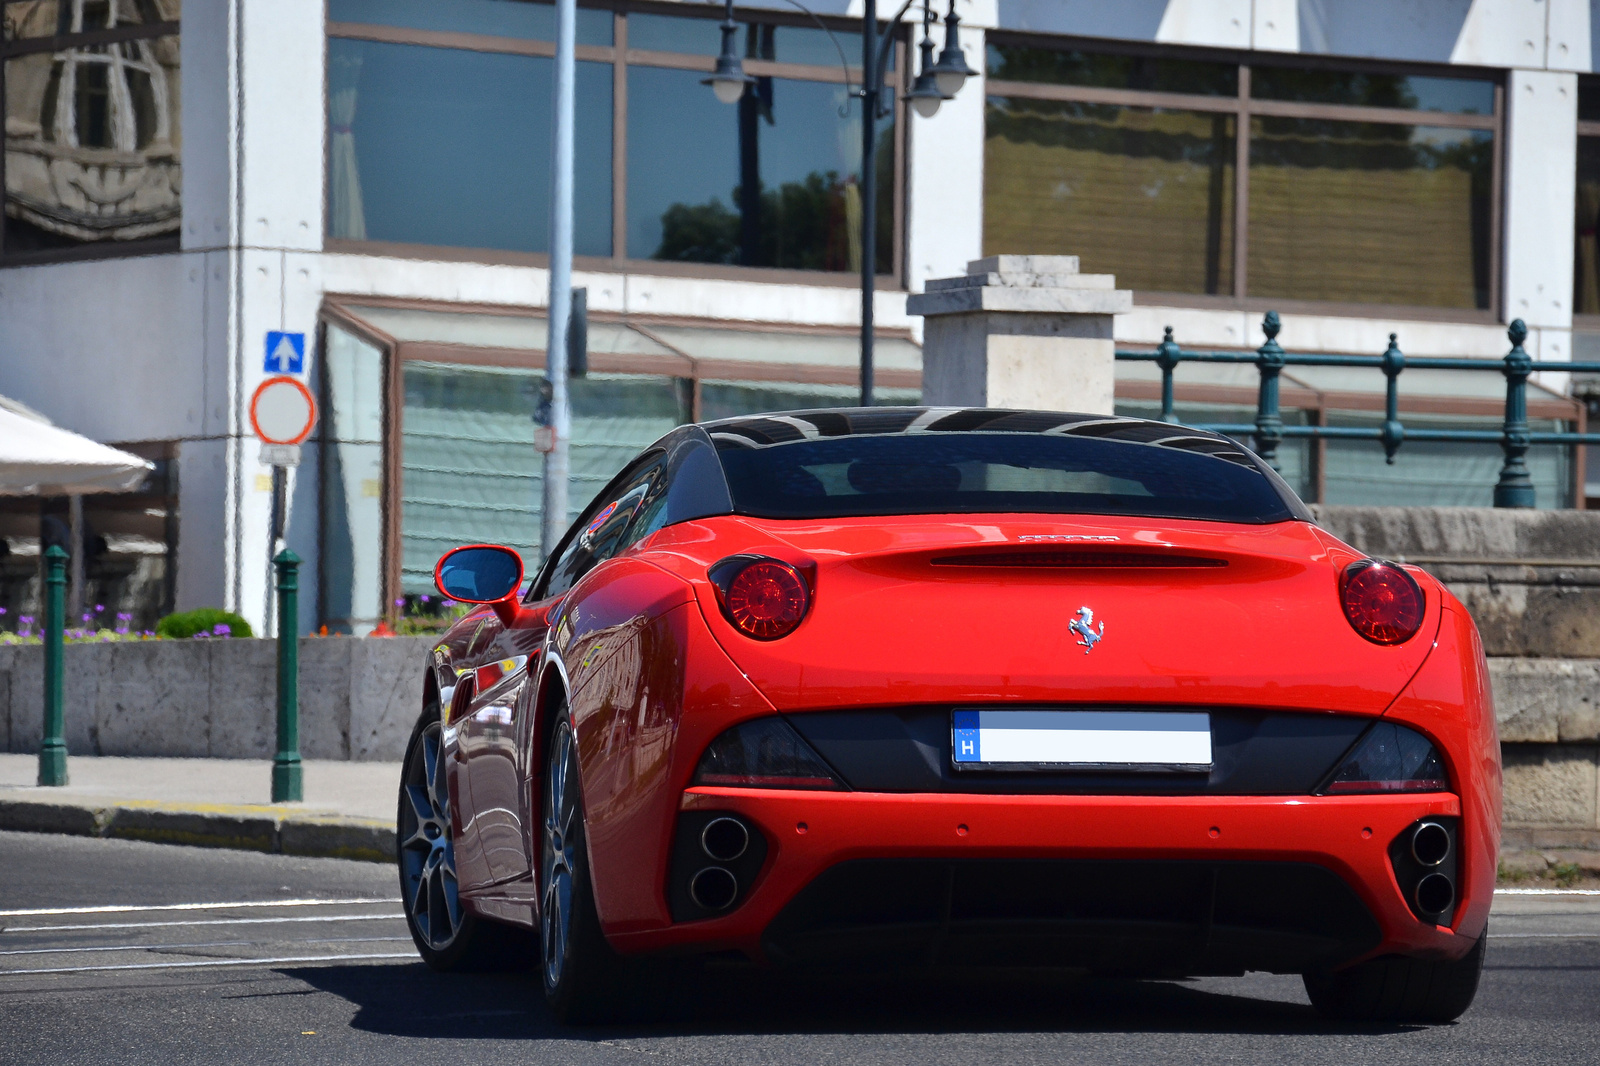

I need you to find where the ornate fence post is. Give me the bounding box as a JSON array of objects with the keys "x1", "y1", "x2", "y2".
[
  {"x1": 1253, "y1": 312, "x2": 1285, "y2": 470},
  {"x1": 1155, "y1": 326, "x2": 1181, "y2": 423},
  {"x1": 37, "y1": 545, "x2": 68, "y2": 787},
  {"x1": 1493, "y1": 319, "x2": 1536, "y2": 509},
  {"x1": 272, "y1": 549, "x2": 303, "y2": 803},
  {"x1": 1379, "y1": 333, "x2": 1406, "y2": 464}
]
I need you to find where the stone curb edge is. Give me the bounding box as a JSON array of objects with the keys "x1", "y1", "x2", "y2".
[{"x1": 0, "y1": 799, "x2": 395, "y2": 863}]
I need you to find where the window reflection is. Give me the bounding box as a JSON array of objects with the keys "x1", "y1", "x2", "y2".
[
  {"x1": 984, "y1": 97, "x2": 1235, "y2": 295},
  {"x1": 1248, "y1": 118, "x2": 1490, "y2": 308},
  {"x1": 4, "y1": 17, "x2": 180, "y2": 252},
  {"x1": 1576, "y1": 136, "x2": 1600, "y2": 315},
  {"x1": 328, "y1": 0, "x2": 612, "y2": 45},
  {"x1": 986, "y1": 44, "x2": 1236, "y2": 96},
  {"x1": 628, "y1": 65, "x2": 893, "y2": 272},
  {"x1": 1251, "y1": 67, "x2": 1494, "y2": 115},
  {"x1": 327, "y1": 39, "x2": 612, "y2": 255},
  {"x1": 399, "y1": 366, "x2": 690, "y2": 593}
]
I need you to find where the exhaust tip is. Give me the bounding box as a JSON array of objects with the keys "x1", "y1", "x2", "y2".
[
  {"x1": 1415, "y1": 872, "x2": 1455, "y2": 916},
  {"x1": 1411, "y1": 822, "x2": 1451, "y2": 866},
  {"x1": 701, "y1": 817, "x2": 750, "y2": 863},
  {"x1": 689, "y1": 866, "x2": 739, "y2": 911}
]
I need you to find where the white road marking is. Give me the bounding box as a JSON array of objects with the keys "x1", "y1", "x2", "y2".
[
  {"x1": 0, "y1": 898, "x2": 400, "y2": 918},
  {"x1": 1491, "y1": 932, "x2": 1600, "y2": 939},
  {"x1": 1495, "y1": 888, "x2": 1600, "y2": 897},
  {"x1": 0, "y1": 936, "x2": 413, "y2": 957},
  {"x1": 0, "y1": 951, "x2": 418, "y2": 976},
  {"x1": 4, "y1": 913, "x2": 403, "y2": 935}
]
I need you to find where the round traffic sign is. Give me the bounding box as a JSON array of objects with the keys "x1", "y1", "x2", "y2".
[{"x1": 250, "y1": 376, "x2": 317, "y2": 445}]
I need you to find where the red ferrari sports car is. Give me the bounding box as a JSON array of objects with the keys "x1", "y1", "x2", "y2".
[{"x1": 399, "y1": 407, "x2": 1499, "y2": 1024}]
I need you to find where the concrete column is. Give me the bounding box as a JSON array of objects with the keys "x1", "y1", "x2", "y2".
[{"x1": 906, "y1": 255, "x2": 1131, "y2": 414}]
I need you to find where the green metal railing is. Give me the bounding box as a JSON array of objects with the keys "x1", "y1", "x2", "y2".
[{"x1": 1118, "y1": 313, "x2": 1600, "y2": 508}]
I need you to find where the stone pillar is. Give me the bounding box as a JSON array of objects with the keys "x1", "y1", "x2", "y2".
[{"x1": 907, "y1": 255, "x2": 1131, "y2": 414}]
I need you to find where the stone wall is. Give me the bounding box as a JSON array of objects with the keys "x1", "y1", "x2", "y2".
[
  {"x1": 1317, "y1": 506, "x2": 1600, "y2": 848},
  {"x1": 0, "y1": 636, "x2": 432, "y2": 762}
]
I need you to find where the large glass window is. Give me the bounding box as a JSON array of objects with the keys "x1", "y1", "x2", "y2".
[
  {"x1": 2, "y1": 0, "x2": 180, "y2": 261},
  {"x1": 327, "y1": 1, "x2": 902, "y2": 277},
  {"x1": 398, "y1": 364, "x2": 689, "y2": 594},
  {"x1": 986, "y1": 40, "x2": 1498, "y2": 311},
  {"x1": 327, "y1": 39, "x2": 612, "y2": 254}
]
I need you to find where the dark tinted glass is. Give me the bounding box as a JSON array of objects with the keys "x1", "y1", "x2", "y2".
[
  {"x1": 327, "y1": 39, "x2": 611, "y2": 255},
  {"x1": 328, "y1": 0, "x2": 613, "y2": 45},
  {"x1": 713, "y1": 430, "x2": 1296, "y2": 523},
  {"x1": 627, "y1": 66, "x2": 894, "y2": 272},
  {"x1": 1252, "y1": 68, "x2": 1494, "y2": 114},
  {"x1": 1581, "y1": 77, "x2": 1600, "y2": 123},
  {"x1": 985, "y1": 98, "x2": 1234, "y2": 295},
  {"x1": 1247, "y1": 118, "x2": 1491, "y2": 308},
  {"x1": 986, "y1": 44, "x2": 1236, "y2": 96},
  {"x1": 1577, "y1": 137, "x2": 1600, "y2": 314},
  {"x1": 437, "y1": 546, "x2": 522, "y2": 602}
]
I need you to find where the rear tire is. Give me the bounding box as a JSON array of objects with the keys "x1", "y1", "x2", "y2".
[
  {"x1": 540, "y1": 708, "x2": 630, "y2": 1023},
  {"x1": 1303, "y1": 933, "x2": 1485, "y2": 1023},
  {"x1": 398, "y1": 706, "x2": 532, "y2": 971}
]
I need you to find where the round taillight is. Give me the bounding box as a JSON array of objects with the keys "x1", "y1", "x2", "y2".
[
  {"x1": 1340, "y1": 560, "x2": 1425, "y2": 645},
  {"x1": 715, "y1": 558, "x2": 810, "y2": 640}
]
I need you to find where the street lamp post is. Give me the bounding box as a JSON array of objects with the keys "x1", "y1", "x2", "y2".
[{"x1": 705, "y1": 0, "x2": 973, "y2": 407}]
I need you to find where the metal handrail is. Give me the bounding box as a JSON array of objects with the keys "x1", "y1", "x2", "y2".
[{"x1": 1115, "y1": 313, "x2": 1600, "y2": 508}]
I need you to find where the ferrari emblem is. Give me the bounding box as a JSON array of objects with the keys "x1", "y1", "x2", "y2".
[{"x1": 1069, "y1": 606, "x2": 1104, "y2": 654}]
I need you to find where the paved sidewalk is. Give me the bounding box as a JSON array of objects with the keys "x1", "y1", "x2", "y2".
[{"x1": 0, "y1": 754, "x2": 401, "y2": 862}]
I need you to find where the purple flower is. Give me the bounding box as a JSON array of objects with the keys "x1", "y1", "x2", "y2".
[
  {"x1": 420, "y1": 594, "x2": 431, "y2": 604},
  {"x1": 94, "y1": 604, "x2": 104, "y2": 613},
  {"x1": 20, "y1": 616, "x2": 32, "y2": 624},
  {"x1": 212, "y1": 623, "x2": 231, "y2": 636},
  {"x1": 394, "y1": 598, "x2": 405, "y2": 608}
]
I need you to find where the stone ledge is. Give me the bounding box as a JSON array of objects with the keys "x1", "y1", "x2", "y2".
[
  {"x1": 0, "y1": 797, "x2": 395, "y2": 863},
  {"x1": 1492, "y1": 659, "x2": 1600, "y2": 742}
]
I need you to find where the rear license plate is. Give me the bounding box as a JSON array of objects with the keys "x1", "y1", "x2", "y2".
[{"x1": 951, "y1": 710, "x2": 1212, "y2": 771}]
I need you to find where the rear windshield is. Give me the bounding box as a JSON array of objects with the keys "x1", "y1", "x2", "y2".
[{"x1": 712, "y1": 432, "x2": 1298, "y2": 523}]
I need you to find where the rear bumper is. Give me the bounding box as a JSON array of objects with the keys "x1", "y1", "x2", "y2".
[{"x1": 606, "y1": 787, "x2": 1484, "y2": 972}]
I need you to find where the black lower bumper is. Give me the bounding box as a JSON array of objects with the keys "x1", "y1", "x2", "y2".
[{"x1": 762, "y1": 859, "x2": 1381, "y2": 977}]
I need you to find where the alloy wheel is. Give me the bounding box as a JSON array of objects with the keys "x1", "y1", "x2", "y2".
[
  {"x1": 541, "y1": 718, "x2": 578, "y2": 990},
  {"x1": 400, "y1": 722, "x2": 461, "y2": 950}
]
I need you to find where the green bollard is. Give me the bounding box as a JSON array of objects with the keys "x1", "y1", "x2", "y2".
[
  {"x1": 38, "y1": 545, "x2": 68, "y2": 786},
  {"x1": 272, "y1": 549, "x2": 303, "y2": 803}
]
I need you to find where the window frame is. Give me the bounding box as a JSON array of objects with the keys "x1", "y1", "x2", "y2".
[
  {"x1": 0, "y1": 0, "x2": 181, "y2": 265},
  {"x1": 324, "y1": 0, "x2": 907, "y2": 288},
  {"x1": 983, "y1": 32, "x2": 1504, "y2": 323}
]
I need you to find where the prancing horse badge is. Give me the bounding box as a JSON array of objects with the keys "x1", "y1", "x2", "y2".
[{"x1": 1069, "y1": 606, "x2": 1104, "y2": 654}]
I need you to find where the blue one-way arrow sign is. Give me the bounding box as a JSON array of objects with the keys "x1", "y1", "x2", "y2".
[{"x1": 265, "y1": 331, "x2": 306, "y2": 375}]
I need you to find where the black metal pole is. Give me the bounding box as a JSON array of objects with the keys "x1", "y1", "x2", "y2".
[
  {"x1": 859, "y1": 0, "x2": 876, "y2": 407},
  {"x1": 1494, "y1": 319, "x2": 1536, "y2": 508}
]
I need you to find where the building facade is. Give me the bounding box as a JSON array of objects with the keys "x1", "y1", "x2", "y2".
[{"x1": 0, "y1": 0, "x2": 1597, "y2": 636}]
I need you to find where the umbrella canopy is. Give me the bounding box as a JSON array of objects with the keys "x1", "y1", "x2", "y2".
[{"x1": 0, "y1": 397, "x2": 153, "y2": 496}]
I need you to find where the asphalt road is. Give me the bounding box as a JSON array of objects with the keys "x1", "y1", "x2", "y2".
[{"x1": 1, "y1": 830, "x2": 1597, "y2": 1065}]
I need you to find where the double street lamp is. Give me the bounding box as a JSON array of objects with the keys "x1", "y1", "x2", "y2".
[{"x1": 704, "y1": 0, "x2": 975, "y2": 406}]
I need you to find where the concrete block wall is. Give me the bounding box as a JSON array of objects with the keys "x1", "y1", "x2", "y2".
[{"x1": 0, "y1": 636, "x2": 431, "y2": 763}]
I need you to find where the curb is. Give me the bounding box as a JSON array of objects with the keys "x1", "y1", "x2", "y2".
[{"x1": 0, "y1": 798, "x2": 394, "y2": 863}]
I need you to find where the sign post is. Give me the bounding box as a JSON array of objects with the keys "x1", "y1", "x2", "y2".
[{"x1": 249, "y1": 368, "x2": 316, "y2": 805}]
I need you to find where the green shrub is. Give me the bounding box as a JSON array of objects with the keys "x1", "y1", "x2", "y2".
[{"x1": 156, "y1": 608, "x2": 254, "y2": 640}]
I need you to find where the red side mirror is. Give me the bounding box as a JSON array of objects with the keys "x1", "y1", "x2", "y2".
[{"x1": 435, "y1": 544, "x2": 524, "y2": 626}]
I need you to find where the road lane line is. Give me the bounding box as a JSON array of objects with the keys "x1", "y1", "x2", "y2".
[
  {"x1": 0, "y1": 952, "x2": 418, "y2": 976},
  {"x1": 1495, "y1": 888, "x2": 1600, "y2": 896},
  {"x1": 4, "y1": 914, "x2": 403, "y2": 934},
  {"x1": 0, "y1": 898, "x2": 400, "y2": 918},
  {"x1": 0, "y1": 936, "x2": 414, "y2": 957},
  {"x1": 1491, "y1": 932, "x2": 1600, "y2": 938}
]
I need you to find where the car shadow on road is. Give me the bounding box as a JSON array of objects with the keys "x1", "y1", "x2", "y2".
[{"x1": 281, "y1": 961, "x2": 1423, "y2": 1040}]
